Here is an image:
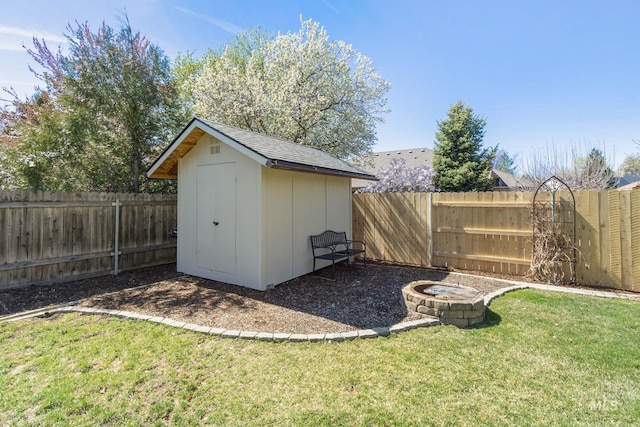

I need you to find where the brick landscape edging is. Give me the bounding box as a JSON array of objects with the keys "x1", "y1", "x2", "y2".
[
  {"x1": 26, "y1": 306, "x2": 441, "y2": 342},
  {"x1": 2, "y1": 278, "x2": 638, "y2": 342}
]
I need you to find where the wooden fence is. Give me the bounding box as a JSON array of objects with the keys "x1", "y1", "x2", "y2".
[
  {"x1": 0, "y1": 191, "x2": 177, "y2": 289},
  {"x1": 353, "y1": 190, "x2": 640, "y2": 292},
  {"x1": 3, "y1": 189, "x2": 638, "y2": 292}
]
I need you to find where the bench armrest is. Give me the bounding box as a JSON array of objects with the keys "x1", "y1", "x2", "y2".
[{"x1": 344, "y1": 239, "x2": 366, "y2": 250}]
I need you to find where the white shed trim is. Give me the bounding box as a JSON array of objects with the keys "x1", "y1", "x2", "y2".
[{"x1": 147, "y1": 119, "x2": 269, "y2": 179}]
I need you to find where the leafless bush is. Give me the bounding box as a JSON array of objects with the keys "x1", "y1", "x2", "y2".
[{"x1": 527, "y1": 206, "x2": 574, "y2": 284}]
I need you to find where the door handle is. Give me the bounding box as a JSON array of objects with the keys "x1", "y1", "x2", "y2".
[{"x1": 213, "y1": 221, "x2": 219, "y2": 226}]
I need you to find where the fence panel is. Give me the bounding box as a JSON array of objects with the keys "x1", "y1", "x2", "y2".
[
  {"x1": 353, "y1": 189, "x2": 640, "y2": 291},
  {"x1": 352, "y1": 193, "x2": 430, "y2": 266},
  {"x1": 0, "y1": 191, "x2": 177, "y2": 289},
  {"x1": 4, "y1": 189, "x2": 639, "y2": 291},
  {"x1": 631, "y1": 191, "x2": 640, "y2": 292},
  {"x1": 573, "y1": 190, "x2": 640, "y2": 292},
  {"x1": 431, "y1": 191, "x2": 532, "y2": 276}
]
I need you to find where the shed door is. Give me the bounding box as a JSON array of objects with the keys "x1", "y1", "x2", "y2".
[{"x1": 196, "y1": 163, "x2": 236, "y2": 274}]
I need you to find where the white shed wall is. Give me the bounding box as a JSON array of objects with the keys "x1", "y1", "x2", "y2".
[
  {"x1": 177, "y1": 134, "x2": 263, "y2": 289},
  {"x1": 262, "y1": 168, "x2": 352, "y2": 287}
]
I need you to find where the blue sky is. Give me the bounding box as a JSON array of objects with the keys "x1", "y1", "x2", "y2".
[{"x1": 1, "y1": 0, "x2": 639, "y2": 169}]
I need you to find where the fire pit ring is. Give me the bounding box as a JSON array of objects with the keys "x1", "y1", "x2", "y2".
[{"x1": 401, "y1": 280, "x2": 485, "y2": 328}]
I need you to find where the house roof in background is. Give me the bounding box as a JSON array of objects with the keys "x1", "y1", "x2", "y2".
[
  {"x1": 147, "y1": 117, "x2": 377, "y2": 181},
  {"x1": 617, "y1": 178, "x2": 640, "y2": 190},
  {"x1": 616, "y1": 173, "x2": 640, "y2": 188},
  {"x1": 489, "y1": 168, "x2": 535, "y2": 189}
]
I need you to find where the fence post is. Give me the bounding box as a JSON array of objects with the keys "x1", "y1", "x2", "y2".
[
  {"x1": 427, "y1": 192, "x2": 433, "y2": 267},
  {"x1": 111, "y1": 199, "x2": 121, "y2": 275}
]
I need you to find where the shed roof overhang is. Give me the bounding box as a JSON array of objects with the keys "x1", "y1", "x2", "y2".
[
  {"x1": 264, "y1": 159, "x2": 377, "y2": 179},
  {"x1": 147, "y1": 118, "x2": 378, "y2": 181}
]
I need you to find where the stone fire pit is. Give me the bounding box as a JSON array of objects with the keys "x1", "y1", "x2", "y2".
[{"x1": 402, "y1": 280, "x2": 485, "y2": 328}]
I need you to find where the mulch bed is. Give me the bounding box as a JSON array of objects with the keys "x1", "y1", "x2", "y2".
[
  {"x1": 1, "y1": 262, "x2": 514, "y2": 334},
  {"x1": 3, "y1": 262, "x2": 633, "y2": 334},
  {"x1": 0, "y1": 265, "x2": 180, "y2": 317}
]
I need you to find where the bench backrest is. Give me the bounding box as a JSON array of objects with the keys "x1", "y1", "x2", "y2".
[{"x1": 310, "y1": 230, "x2": 347, "y2": 248}]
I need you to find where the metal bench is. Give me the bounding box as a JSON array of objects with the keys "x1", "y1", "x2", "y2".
[{"x1": 310, "y1": 230, "x2": 366, "y2": 280}]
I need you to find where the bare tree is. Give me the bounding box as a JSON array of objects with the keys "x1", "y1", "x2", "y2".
[{"x1": 519, "y1": 143, "x2": 616, "y2": 190}]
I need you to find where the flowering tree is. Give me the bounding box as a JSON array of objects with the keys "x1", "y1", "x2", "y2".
[
  {"x1": 357, "y1": 158, "x2": 436, "y2": 193},
  {"x1": 1, "y1": 15, "x2": 185, "y2": 192},
  {"x1": 188, "y1": 18, "x2": 391, "y2": 160}
]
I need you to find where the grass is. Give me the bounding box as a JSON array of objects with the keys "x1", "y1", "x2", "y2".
[{"x1": 1, "y1": 289, "x2": 639, "y2": 426}]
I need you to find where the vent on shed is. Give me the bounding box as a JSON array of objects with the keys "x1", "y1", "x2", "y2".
[{"x1": 210, "y1": 142, "x2": 221, "y2": 155}]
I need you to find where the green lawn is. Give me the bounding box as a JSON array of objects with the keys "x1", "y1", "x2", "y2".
[{"x1": 1, "y1": 289, "x2": 639, "y2": 426}]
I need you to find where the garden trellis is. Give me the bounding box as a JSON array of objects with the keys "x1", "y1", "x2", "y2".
[{"x1": 530, "y1": 176, "x2": 577, "y2": 284}]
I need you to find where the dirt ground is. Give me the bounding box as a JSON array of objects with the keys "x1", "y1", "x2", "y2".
[{"x1": 2, "y1": 262, "x2": 528, "y2": 334}]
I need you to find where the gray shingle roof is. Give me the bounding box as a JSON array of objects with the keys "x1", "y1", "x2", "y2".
[
  {"x1": 199, "y1": 119, "x2": 375, "y2": 179},
  {"x1": 617, "y1": 173, "x2": 640, "y2": 188},
  {"x1": 147, "y1": 117, "x2": 377, "y2": 180},
  {"x1": 490, "y1": 169, "x2": 522, "y2": 188}
]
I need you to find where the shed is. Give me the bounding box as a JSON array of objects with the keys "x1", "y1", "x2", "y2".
[{"x1": 147, "y1": 117, "x2": 376, "y2": 290}]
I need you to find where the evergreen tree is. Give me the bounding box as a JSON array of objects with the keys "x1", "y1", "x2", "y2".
[
  {"x1": 494, "y1": 149, "x2": 517, "y2": 174},
  {"x1": 432, "y1": 101, "x2": 496, "y2": 192},
  {"x1": 618, "y1": 154, "x2": 640, "y2": 176},
  {"x1": 579, "y1": 148, "x2": 616, "y2": 189}
]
